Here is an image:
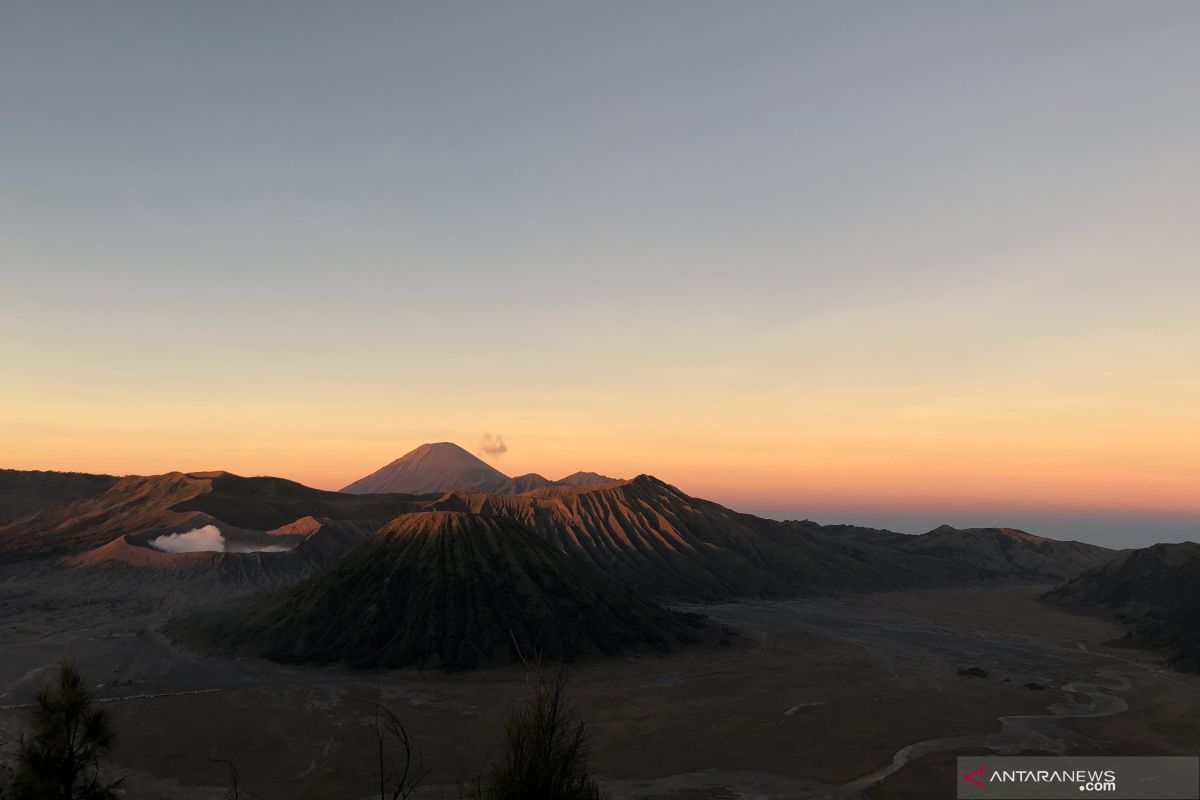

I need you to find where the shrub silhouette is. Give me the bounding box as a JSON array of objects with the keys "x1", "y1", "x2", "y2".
[
  {"x1": 479, "y1": 665, "x2": 605, "y2": 800},
  {"x1": 7, "y1": 661, "x2": 120, "y2": 800}
]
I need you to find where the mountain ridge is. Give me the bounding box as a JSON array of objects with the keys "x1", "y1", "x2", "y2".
[{"x1": 0, "y1": 468, "x2": 120, "y2": 526}]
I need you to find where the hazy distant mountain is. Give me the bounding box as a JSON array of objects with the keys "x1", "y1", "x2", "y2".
[
  {"x1": 891, "y1": 524, "x2": 1115, "y2": 582},
  {"x1": 175, "y1": 511, "x2": 705, "y2": 669},
  {"x1": 341, "y1": 442, "x2": 620, "y2": 495},
  {"x1": 0, "y1": 469, "x2": 118, "y2": 525},
  {"x1": 1045, "y1": 542, "x2": 1200, "y2": 671},
  {"x1": 342, "y1": 442, "x2": 511, "y2": 494}
]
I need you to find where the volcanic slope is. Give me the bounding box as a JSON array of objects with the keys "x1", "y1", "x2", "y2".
[
  {"x1": 177, "y1": 511, "x2": 705, "y2": 669},
  {"x1": 0, "y1": 471, "x2": 427, "y2": 563},
  {"x1": 0, "y1": 469, "x2": 118, "y2": 525},
  {"x1": 1045, "y1": 542, "x2": 1200, "y2": 671}
]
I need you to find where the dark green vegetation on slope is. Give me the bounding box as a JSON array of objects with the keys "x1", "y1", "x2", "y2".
[
  {"x1": 6, "y1": 661, "x2": 121, "y2": 800},
  {"x1": 0, "y1": 468, "x2": 118, "y2": 526},
  {"x1": 1045, "y1": 541, "x2": 1200, "y2": 671},
  {"x1": 175, "y1": 511, "x2": 705, "y2": 669}
]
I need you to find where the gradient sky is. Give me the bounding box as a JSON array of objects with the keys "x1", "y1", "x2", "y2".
[{"x1": 3, "y1": 2, "x2": 1198, "y2": 547}]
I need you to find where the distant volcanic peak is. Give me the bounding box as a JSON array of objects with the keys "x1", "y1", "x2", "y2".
[
  {"x1": 410, "y1": 441, "x2": 480, "y2": 459},
  {"x1": 342, "y1": 442, "x2": 636, "y2": 496},
  {"x1": 341, "y1": 442, "x2": 510, "y2": 495}
]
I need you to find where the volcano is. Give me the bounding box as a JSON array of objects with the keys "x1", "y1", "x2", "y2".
[
  {"x1": 341, "y1": 443, "x2": 513, "y2": 494},
  {"x1": 177, "y1": 511, "x2": 705, "y2": 669}
]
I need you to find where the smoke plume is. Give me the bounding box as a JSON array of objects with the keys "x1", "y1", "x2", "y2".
[
  {"x1": 478, "y1": 433, "x2": 508, "y2": 457},
  {"x1": 149, "y1": 524, "x2": 226, "y2": 553}
]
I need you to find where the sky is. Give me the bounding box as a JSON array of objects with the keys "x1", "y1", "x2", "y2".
[{"x1": 2, "y1": 2, "x2": 1198, "y2": 548}]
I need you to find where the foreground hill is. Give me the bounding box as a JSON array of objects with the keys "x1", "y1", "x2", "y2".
[
  {"x1": 175, "y1": 511, "x2": 705, "y2": 669},
  {"x1": 0, "y1": 469, "x2": 119, "y2": 525},
  {"x1": 1044, "y1": 542, "x2": 1200, "y2": 671},
  {"x1": 342, "y1": 442, "x2": 620, "y2": 495},
  {"x1": 0, "y1": 471, "x2": 426, "y2": 563}
]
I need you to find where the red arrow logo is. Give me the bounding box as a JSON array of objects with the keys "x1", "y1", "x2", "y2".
[{"x1": 962, "y1": 765, "x2": 987, "y2": 788}]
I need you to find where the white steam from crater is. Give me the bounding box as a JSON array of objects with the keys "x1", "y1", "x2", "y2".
[
  {"x1": 147, "y1": 524, "x2": 297, "y2": 554},
  {"x1": 149, "y1": 525, "x2": 226, "y2": 553}
]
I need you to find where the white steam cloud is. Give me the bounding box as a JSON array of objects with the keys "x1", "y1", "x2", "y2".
[
  {"x1": 149, "y1": 525, "x2": 225, "y2": 553},
  {"x1": 478, "y1": 433, "x2": 507, "y2": 457}
]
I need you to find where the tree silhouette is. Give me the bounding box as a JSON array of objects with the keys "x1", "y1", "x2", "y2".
[
  {"x1": 480, "y1": 663, "x2": 605, "y2": 800},
  {"x1": 7, "y1": 661, "x2": 121, "y2": 800},
  {"x1": 369, "y1": 690, "x2": 426, "y2": 800}
]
